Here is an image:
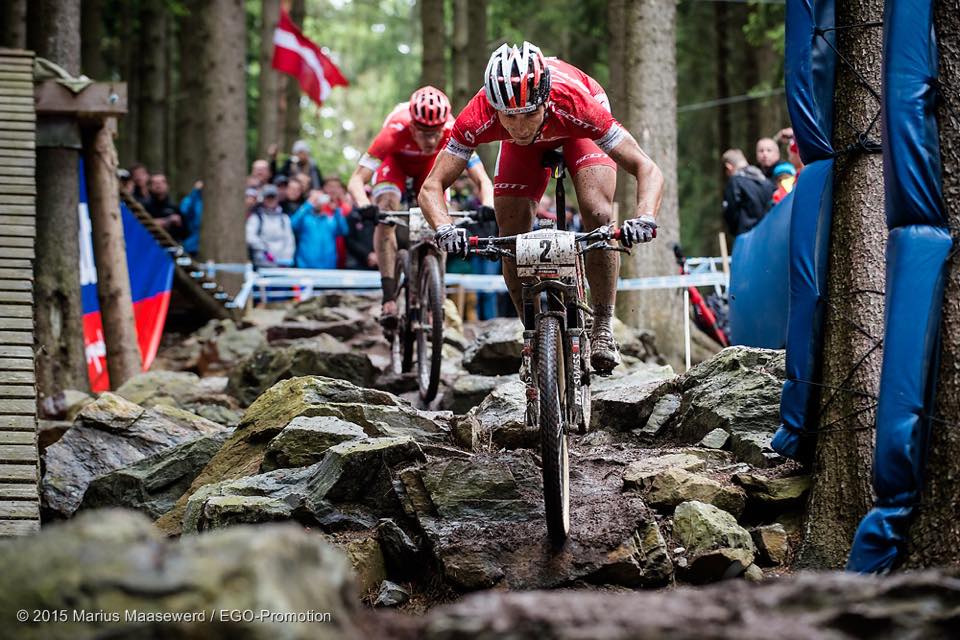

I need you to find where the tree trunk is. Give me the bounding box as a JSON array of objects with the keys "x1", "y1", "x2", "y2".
[
  {"x1": 798, "y1": 0, "x2": 885, "y2": 569},
  {"x1": 29, "y1": 0, "x2": 89, "y2": 397},
  {"x1": 198, "y1": 0, "x2": 248, "y2": 291},
  {"x1": 451, "y1": 0, "x2": 470, "y2": 111},
  {"x1": 137, "y1": 0, "x2": 167, "y2": 173},
  {"x1": 117, "y1": 0, "x2": 139, "y2": 168},
  {"x1": 282, "y1": 0, "x2": 305, "y2": 153},
  {"x1": 906, "y1": 0, "x2": 960, "y2": 567},
  {"x1": 615, "y1": 0, "x2": 684, "y2": 367},
  {"x1": 83, "y1": 121, "x2": 142, "y2": 388},
  {"x1": 174, "y1": 0, "x2": 205, "y2": 198},
  {"x1": 466, "y1": 0, "x2": 494, "y2": 172},
  {"x1": 257, "y1": 0, "x2": 281, "y2": 159},
  {"x1": 608, "y1": 0, "x2": 627, "y2": 211},
  {"x1": 80, "y1": 0, "x2": 107, "y2": 79},
  {"x1": 1, "y1": 0, "x2": 27, "y2": 48},
  {"x1": 165, "y1": 15, "x2": 177, "y2": 190},
  {"x1": 715, "y1": 1, "x2": 731, "y2": 162},
  {"x1": 420, "y1": 0, "x2": 446, "y2": 91}
]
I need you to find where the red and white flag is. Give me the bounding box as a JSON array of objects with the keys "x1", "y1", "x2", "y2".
[{"x1": 271, "y1": 8, "x2": 348, "y2": 106}]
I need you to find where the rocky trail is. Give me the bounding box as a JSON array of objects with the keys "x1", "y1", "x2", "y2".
[{"x1": 6, "y1": 292, "x2": 952, "y2": 639}]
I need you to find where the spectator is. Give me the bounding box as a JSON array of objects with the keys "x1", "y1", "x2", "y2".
[
  {"x1": 721, "y1": 148, "x2": 776, "y2": 237},
  {"x1": 244, "y1": 187, "x2": 259, "y2": 214},
  {"x1": 294, "y1": 172, "x2": 312, "y2": 196},
  {"x1": 322, "y1": 177, "x2": 353, "y2": 268},
  {"x1": 251, "y1": 159, "x2": 272, "y2": 187},
  {"x1": 755, "y1": 137, "x2": 781, "y2": 179},
  {"x1": 775, "y1": 127, "x2": 804, "y2": 175},
  {"x1": 345, "y1": 206, "x2": 377, "y2": 270},
  {"x1": 274, "y1": 139, "x2": 323, "y2": 189},
  {"x1": 273, "y1": 174, "x2": 289, "y2": 202},
  {"x1": 290, "y1": 190, "x2": 348, "y2": 269},
  {"x1": 179, "y1": 180, "x2": 203, "y2": 256},
  {"x1": 771, "y1": 162, "x2": 797, "y2": 204},
  {"x1": 282, "y1": 178, "x2": 306, "y2": 215},
  {"x1": 144, "y1": 173, "x2": 184, "y2": 237},
  {"x1": 117, "y1": 168, "x2": 134, "y2": 196},
  {"x1": 130, "y1": 163, "x2": 150, "y2": 204},
  {"x1": 246, "y1": 184, "x2": 295, "y2": 267}
]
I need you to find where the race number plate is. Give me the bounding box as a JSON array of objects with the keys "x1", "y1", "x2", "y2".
[
  {"x1": 516, "y1": 229, "x2": 577, "y2": 278},
  {"x1": 407, "y1": 208, "x2": 434, "y2": 242}
]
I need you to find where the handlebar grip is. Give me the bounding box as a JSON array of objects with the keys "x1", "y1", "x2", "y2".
[
  {"x1": 359, "y1": 205, "x2": 380, "y2": 221},
  {"x1": 468, "y1": 236, "x2": 479, "y2": 247}
]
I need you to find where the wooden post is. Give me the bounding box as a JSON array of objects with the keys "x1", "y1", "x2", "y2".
[{"x1": 83, "y1": 119, "x2": 142, "y2": 388}]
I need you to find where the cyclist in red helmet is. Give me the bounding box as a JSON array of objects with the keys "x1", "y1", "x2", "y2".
[
  {"x1": 347, "y1": 86, "x2": 494, "y2": 332},
  {"x1": 420, "y1": 42, "x2": 664, "y2": 374}
]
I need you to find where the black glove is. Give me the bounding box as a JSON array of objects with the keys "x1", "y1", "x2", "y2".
[
  {"x1": 476, "y1": 205, "x2": 496, "y2": 223},
  {"x1": 435, "y1": 223, "x2": 469, "y2": 257},
  {"x1": 358, "y1": 204, "x2": 380, "y2": 221},
  {"x1": 620, "y1": 215, "x2": 657, "y2": 247}
]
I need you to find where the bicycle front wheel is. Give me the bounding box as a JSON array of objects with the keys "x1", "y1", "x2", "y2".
[
  {"x1": 394, "y1": 249, "x2": 414, "y2": 374},
  {"x1": 417, "y1": 253, "x2": 444, "y2": 403},
  {"x1": 538, "y1": 315, "x2": 569, "y2": 544}
]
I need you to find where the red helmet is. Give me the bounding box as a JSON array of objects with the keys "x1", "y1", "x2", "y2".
[{"x1": 409, "y1": 86, "x2": 451, "y2": 127}]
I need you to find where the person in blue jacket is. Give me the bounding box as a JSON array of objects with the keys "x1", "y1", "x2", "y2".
[
  {"x1": 179, "y1": 180, "x2": 203, "y2": 256},
  {"x1": 290, "y1": 189, "x2": 349, "y2": 269}
]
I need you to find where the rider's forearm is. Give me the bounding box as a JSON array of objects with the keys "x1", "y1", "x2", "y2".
[
  {"x1": 347, "y1": 170, "x2": 371, "y2": 207},
  {"x1": 634, "y1": 157, "x2": 664, "y2": 218},
  {"x1": 419, "y1": 177, "x2": 453, "y2": 229}
]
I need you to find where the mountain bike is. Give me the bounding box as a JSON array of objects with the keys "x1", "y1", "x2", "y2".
[
  {"x1": 464, "y1": 155, "x2": 627, "y2": 544},
  {"x1": 369, "y1": 207, "x2": 489, "y2": 403}
]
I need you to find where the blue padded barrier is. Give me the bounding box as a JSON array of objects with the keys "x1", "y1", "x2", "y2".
[
  {"x1": 848, "y1": 0, "x2": 949, "y2": 573},
  {"x1": 729, "y1": 191, "x2": 794, "y2": 349},
  {"x1": 772, "y1": 160, "x2": 834, "y2": 459},
  {"x1": 848, "y1": 226, "x2": 951, "y2": 572},
  {"x1": 785, "y1": 0, "x2": 836, "y2": 164}
]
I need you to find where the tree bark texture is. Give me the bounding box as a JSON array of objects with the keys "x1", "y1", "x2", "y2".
[
  {"x1": 83, "y1": 122, "x2": 142, "y2": 389},
  {"x1": 614, "y1": 0, "x2": 684, "y2": 366},
  {"x1": 466, "y1": 0, "x2": 494, "y2": 172},
  {"x1": 420, "y1": 0, "x2": 446, "y2": 91},
  {"x1": 1, "y1": 0, "x2": 27, "y2": 49},
  {"x1": 198, "y1": 0, "x2": 248, "y2": 292},
  {"x1": 117, "y1": 0, "x2": 139, "y2": 168},
  {"x1": 137, "y1": 0, "x2": 167, "y2": 174},
  {"x1": 451, "y1": 0, "x2": 470, "y2": 111},
  {"x1": 907, "y1": 0, "x2": 960, "y2": 568},
  {"x1": 30, "y1": 0, "x2": 89, "y2": 397},
  {"x1": 608, "y1": 0, "x2": 628, "y2": 211},
  {"x1": 799, "y1": 0, "x2": 886, "y2": 569},
  {"x1": 174, "y1": 0, "x2": 205, "y2": 198},
  {"x1": 257, "y1": 0, "x2": 281, "y2": 159},
  {"x1": 282, "y1": 0, "x2": 305, "y2": 152},
  {"x1": 80, "y1": 0, "x2": 107, "y2": 80}
]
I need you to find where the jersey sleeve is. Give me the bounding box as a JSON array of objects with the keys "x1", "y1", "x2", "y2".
[
  {"x1": 362, "y1": 126, "x2": 399, "y2": 170},
  {"x1": 552, "y1": 87, "x2": 626, "y2": 153},
  {"x1": 446, "y1": 92, "x2": 492, "y2": 161}
]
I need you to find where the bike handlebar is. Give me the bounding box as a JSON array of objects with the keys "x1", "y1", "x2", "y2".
[{"x1": 466, "y1": 225, "x2": 624, "y2": 259}]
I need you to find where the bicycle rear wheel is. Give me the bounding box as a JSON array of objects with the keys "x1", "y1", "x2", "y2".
[
  {"x1": 417, "y1": 253, "x2": 444, "y2": 403},
  {"x1": 538, "y1": 315, "x2": 569, "y2": 544}
]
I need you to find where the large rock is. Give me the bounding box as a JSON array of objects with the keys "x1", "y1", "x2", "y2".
[
  {"x1": 42, "y1": 393, "x2": 227, "y2": 518},
  {"x1": 115, "y1": 370, "x2": 243, "y2": 426},
  {"x1": 673, "y1": 500, "x2": 755, "y2": 583},
  {"x1": 458, "y1": 380, "x2": 534, "y2": 450},
  {"x1": 752, "y1": 523, "x2": 789, "y2": 566},
  {"x1": 38, "y1": 389, "x2": 93, "y2": 421},
  {"x1": 398, "y1": 452, "x2": 672, "y2": 592},
  {"x1": 261, "y1": 416, "x2": 367, "y2": 471},
  {"x1": 637, "y1": 468, "x2": 746, "y2": 517},
  {"x1": 269, "y1": 305, "x2": 374, "y2": 342},
  {"x1": 79, "y1": 429, "x2": 231, "y2": 519},
  {"x1": 285, "y1": 292, "x2": 379, "y2": 321},
  {"x1": 734, "y1": 472, "x2": 812, "y2": 508},
  {"x1": 621, "y1": 453, "x2": 706, "y2": 490},
  {"x1": 590, "y1": 375, "x2": 673, "y2": 432},
  {"x1": 227, "y1": 337, "x2": 380, "y2": 406},
  {"x1": 196, "y1": 319, "x2": 266, "y2": 376},
  {"x1": 0, "y1": 509, "x2": 359, "y2": 640},
  {"x1": 462, "y1": 320, "x2": 523, "y2": 375},
  {"x1": 344, "y1": 537, "x2": 388, "y2": 593},
  {"x1": 442, "y1": 373, "x2": 519, "y2": 415},
  {"x1": 392, "y1": 571, "x2": 960, "y2": 639},
  {"x1": 155, "y1": 376, "x2": 408, "y2": 535}
]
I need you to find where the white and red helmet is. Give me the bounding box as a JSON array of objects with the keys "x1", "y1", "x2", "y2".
[
  {"x1": 409, "y1": 86, "x2": 451, "y2": 127},
  {"x1": 483, "y1": 41, "x2": 551, "y2": 114}
]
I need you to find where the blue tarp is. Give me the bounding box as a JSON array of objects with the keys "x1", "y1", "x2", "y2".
[
  {"x1": 847, "y1": 0, "x2": 949, "y2": 573},
  {"x1": 729, "y1": 191, "x2": 794, "y2": 349},
  {"x1": 773, "y1": 0, "x2": 837, "y2": 460}
]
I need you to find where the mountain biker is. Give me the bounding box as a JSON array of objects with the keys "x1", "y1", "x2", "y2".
[
  {"x1": 347, "y1": 86, "x2": 495, "y2": 334},
  {"x1": 419, "y1": 42, "x2": 664, "y2": 374}
]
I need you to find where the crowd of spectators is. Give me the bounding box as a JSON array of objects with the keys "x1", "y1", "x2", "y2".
[{"x1": 721, "y1": 127, "x2": 804, "y2": 240}]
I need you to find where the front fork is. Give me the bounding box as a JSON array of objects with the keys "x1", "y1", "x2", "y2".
[{"x1": 523, "y1": 329, "x2": 538, "y2": 429}]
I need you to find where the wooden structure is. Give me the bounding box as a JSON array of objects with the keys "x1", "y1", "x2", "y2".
[{"x1": 0, "y1": 49, "x2": 40, "y2": 536}]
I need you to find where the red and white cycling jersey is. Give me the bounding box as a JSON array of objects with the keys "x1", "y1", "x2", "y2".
[
  {"x1": 358, "y1": 102, "x2": 454, "y2": 180},
  {"x1": 446, "y1": 58, "x2": 625, "y2": 160}
]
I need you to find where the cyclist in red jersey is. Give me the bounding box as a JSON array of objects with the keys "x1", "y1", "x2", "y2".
[
  {"x1": 347, "y1": 86, "x2": 494, "y2": 331},
  {"x1": 419, "y1": 42, "x2": 664, "y2": 374}
]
